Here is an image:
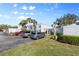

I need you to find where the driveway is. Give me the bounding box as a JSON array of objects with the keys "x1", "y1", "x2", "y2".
[{"x1": 0, "y1": 32, "x2": 33, "y2": 52}]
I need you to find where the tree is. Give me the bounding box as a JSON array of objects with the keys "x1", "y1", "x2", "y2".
[
  {"x1": 19, "y1": 18, "x2": 37, "y2": 26},
  {"x1": 0, "y1": 24, "x2": 18, "y2": 31},
  {"x1": 19, "y1": 20, "x2": 27, "y2": 26},
  {"x1": 19, "y1": 18, "x2": 37, "y2": 32},
  {"x1": 55, "y1": 13, "x2": 79, "y2": 26}
]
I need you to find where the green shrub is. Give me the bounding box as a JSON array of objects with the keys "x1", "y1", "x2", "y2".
[
  {"x1": 56, "y1": 33, "x2": 62, "y2": 37},
  {"x1": 57, "y1": 35, "x2": 79, "y2": 46}
]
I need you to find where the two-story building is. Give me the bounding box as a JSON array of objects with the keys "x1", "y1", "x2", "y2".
[{"x1": 23, "y1": 23, "x2": 53, "y2": 34}]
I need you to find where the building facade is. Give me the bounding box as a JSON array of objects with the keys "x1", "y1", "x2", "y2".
[
  {"x1": 63, "y1": 24, "x2": 79, "y2": 36},
  {"x1": 24, "y1": 23, "x2": 53, "y2": 34},
  {"x1": 58, "y1": 21, "x2": 79, "y2": 36}
]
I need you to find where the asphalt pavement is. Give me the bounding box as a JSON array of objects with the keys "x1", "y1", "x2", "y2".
[{"x1": 0, "y1": 32, "x2": 33, "y2": 52}]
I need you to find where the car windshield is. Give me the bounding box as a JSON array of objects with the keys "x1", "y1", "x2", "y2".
[
  {"x1": 22, "y1": 31, "x2": 30, "y2": 33},
  {"x1": 31, "y1": 32, "x2": 41, "y2": 34},
  {"x1": 25, "y1": 31, "x2": 30, "y2": 33},
  {"x1": 32, "y1": 32, "x2": 36, "y2": 34}
]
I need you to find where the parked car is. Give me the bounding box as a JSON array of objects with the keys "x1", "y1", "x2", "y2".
[
  {"x1": 21, "y1": 31, "x2": 31, "y2": 38},
  {"x1": 30, "y1": 32, "x2": 45, "y2": 40},
  {"x1": 15, "y1": 31, "x2": 22, "y2": 36}
]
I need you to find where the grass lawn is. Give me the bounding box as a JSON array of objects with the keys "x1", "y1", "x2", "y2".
[{"x1": 0, "y1": 35, "x2": 79, "y2": 56}]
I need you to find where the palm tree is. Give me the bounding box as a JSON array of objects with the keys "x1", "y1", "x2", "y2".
[
  {"x1": 19, "y1": 18, "x2": 37, "y2": 26},
  {"x1": 19, "y1": 18, "x2": 37, "y2": 32},
  {"x1": 19, "y1": 20, "x2": 27, "y2": 26}
]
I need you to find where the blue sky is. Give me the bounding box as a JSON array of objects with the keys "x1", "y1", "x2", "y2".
[{"x1": 0, "y1": 3, "x2": 79, "y2": 25}]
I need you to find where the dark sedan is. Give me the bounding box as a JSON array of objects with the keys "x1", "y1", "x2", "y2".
[{"x1": 30, "y1": 32, "x2": 45, "y2": 40}]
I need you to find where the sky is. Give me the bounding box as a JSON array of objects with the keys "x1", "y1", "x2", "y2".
[{"x1": 0, "y1": 3, "x2": 79, "y2": 25}]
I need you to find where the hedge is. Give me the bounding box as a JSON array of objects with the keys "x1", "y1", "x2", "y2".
[{"x1": 57, "y1": 35, "x2": 79, "y2": 46}]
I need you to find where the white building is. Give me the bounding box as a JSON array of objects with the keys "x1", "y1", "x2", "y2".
[
  {"x1": 25, "y1": 23, "x2": 35, "y2": 31},
  {"x1": 62, "y1": 24, "x2": 79, "y2": 36},
  {"x1": 37, "y1": 24, "x2": 53, "y2": 34},
  {"x1": 58, "y1": 21, "x2": 79, "y2": 36},
  {"x1": 3, "y1": 27, "x2": 21, "y2": 34},
  {"x1": 24, "y1": 23, "x2": 53, "y2": 34},
  {"x1": 8, "y1": 28, "x2": 21, "y2": 33}
]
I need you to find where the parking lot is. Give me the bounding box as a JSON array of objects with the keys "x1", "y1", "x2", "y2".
[{"x1": 0, "y1": 32, "x2": 33, "y2": 52}]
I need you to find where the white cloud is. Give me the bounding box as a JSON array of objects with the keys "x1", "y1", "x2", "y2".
[
  {"x1": 13, "y1": 11, "x2": 18, "y2": 15},
  {"x1": 13, "y1": 4, "x2": 18, "y2": 7},
  {"x1": 17, "y1": 16, "x2": 29, "y2": 20},
  {"x1": 29, "y1": 6, "x2": 36, "y2": 10},
  {"x1": 30, "y1": 13, "x2": 34, "y2": 15},
  {"x1": 22, "y1": 5, "x2": 27, "y2": 10},
  {"x1": 21, "y1": 6, "x2": 36, "y2": 11}
]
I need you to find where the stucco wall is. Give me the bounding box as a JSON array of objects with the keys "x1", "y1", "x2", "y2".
[{"x1": 63, "y1": 24, "x2": 79, "y2": 36}]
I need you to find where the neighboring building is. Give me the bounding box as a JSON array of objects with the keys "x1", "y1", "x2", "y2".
[
  {"x1": 3, "y1": 27, "x2": 21, "y2": 34},
  {"x1": 36, "y1": 24, "x2": 53, "y2": 34},
  {"x1": 58, "y1": 20, "x2": 79, "y2": 36},
  {"x1": 63, "y1": 24, "x2": 79, "y2": 36},
  {"x1": 23, "y1": 23, "x2": 53, "y2": 34},
  {"x1": 8, "y1": 28, "x2": 21, "y2": 33},
  {"x1": 25, "y1": 23, "x2": 35, "y2": 31}
]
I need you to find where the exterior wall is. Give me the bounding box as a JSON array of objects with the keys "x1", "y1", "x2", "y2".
[
  {"x1": 36, "y1": 24, "x2": 41, "y2": 32},
  {"x1": 24, "y1": 23, "x2": 53, "y2": 34},
  {"x1": 8, "y1": 28, "x2": 21, "y2": 33},
  {"x1": 40, "y1": 24, "x2": 53, "y2": 34},
  {"x1": 25, "y1": 23, "x2": 35, "y2": 31},
  {"x1": 63, "y1": 24, "x2": 79, "y2": 36},
  {"x1": 40, "y1": 24, "x2": 47, "y2": 32},
  {"x1": 56, "y1": 27, "x2": 63, "y2": 34},
  {"x1": 35, "y1": 24, "x2": 53, "y2": 34}
]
